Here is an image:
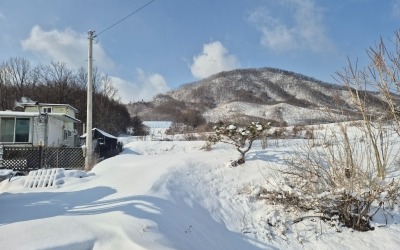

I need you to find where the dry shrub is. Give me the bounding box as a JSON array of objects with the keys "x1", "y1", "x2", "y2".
[
  {"x1": 261, "y1": 122, "x2": 400, "y2": 231},
  {"x1": 292, "y1": 125, "x2": 305, "y2": 138},
  {"x1": 258, "y1": 30, "x2": 400, "y2": 233}
]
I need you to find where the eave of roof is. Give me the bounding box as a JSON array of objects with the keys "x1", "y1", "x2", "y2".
[
  {"x1": 80, "y1": 128, "x2": 117, "y2": 139},
  {"x1": 48, "y1": 113, "x2": 81, "y2": 123},
  {"x1": 0, "y1": 111, "x2": 81, "y2": 123},
  {"x1": 21, "y1": 103, "x2": 79, "y2": 113}
]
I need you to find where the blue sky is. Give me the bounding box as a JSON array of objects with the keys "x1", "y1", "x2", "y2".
[{"x1": 1, "y1": 0, "x2": 399, "y2": 103}]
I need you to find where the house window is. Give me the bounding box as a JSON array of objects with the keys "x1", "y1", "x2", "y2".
[
  {"x1": 64, "y1": 130, "x2": 72, "y2": 140},
  {"x1": 0, "y1": 118, "x2": 14, "y2": 142},
  {"x1": 0, "y1": 117, "x2": 30, "y2": 143},
  {"x1": 42, "y1": 107, "x2": 52, "y2": 113},
  {"x1": 15, "y1": 118, "x2": 30, "y2": 142}
]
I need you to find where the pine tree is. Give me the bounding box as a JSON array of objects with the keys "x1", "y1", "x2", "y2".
[{"x1": 208, "y1": 121, "x2": 270, "y2": 165}]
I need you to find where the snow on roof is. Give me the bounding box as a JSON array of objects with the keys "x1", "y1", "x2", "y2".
[
  {"x1": 143, "y1": 121, "x2": 172, "y2": 128},
  {"x1": 94, "y1": 128, "x2": 117, "y2": 139},
  {"x1": 0, "y1": 111, "x2": 80, "y2": 123},
  {"x1": 0, "y1": 111, "x2": 39, "y2": 117},
  {"x1": 80, "y1": 128, "x2": 117, "y2": 139}
]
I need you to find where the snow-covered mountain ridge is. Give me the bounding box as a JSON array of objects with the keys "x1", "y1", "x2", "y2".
[{"x1": 128, "y1": 67, "x2": 388, "y2": 125}]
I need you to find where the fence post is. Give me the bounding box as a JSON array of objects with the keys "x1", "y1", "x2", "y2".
[
  {"x1": 56, "y1": 147, "x2": 59, "y2": 168},
  {"x1": 39, "y1": 146, "x2": 43, "y2": 169},
  {"x1": 0, "y1": 145, "x2": 3, "y2": 168}
]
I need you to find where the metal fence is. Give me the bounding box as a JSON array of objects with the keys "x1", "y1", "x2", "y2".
[{"x1": 0, "y1": 145, "x2": 85, "y2": 171}]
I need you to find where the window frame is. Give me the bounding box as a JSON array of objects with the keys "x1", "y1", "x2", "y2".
[
  {"x1": 42, "y1": 107, "x2": 52, "y2": 113},
  {"x1": 0, "y1": 116, "x2": 32, "y2": 143}
]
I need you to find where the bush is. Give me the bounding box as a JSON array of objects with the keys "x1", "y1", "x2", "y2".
[{"x1": 208, "y1": 121, "x2": 270, "y2": 164}]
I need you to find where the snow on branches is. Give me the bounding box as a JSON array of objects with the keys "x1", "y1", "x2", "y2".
[{"x1": 208, "y1": 121, "x2": 270, "y2": 165}]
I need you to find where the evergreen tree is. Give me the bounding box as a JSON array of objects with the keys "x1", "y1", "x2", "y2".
[
  {"x1": 130, "y1": 116, "x2": 149, "y2": 136},
  {"x1": 208, "y1": 121, "x2": 270, "y2": 165}
]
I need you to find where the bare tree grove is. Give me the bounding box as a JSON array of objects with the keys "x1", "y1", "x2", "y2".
[{"x1": 0, "y1": 57, "x2": 132, "y2": 135}]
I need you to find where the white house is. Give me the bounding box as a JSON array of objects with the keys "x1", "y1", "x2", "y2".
[{"x1": 0, "y1": 103, "x2": 80, "y2": 147}]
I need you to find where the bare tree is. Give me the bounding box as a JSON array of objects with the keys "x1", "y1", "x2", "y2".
[
  {"x1": 5, "y1": 57, "x2": 32, "y2": 97},
  {"x1": 40, "y1": 62, "x2": 75, "y2": 103},
  {"x1": 261, "y1": 30, "x2": 400, "y2": 232}
]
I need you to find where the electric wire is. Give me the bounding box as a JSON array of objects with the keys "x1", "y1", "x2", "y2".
[{"x1": 95, "y1": 0, "x2": 155, "y2": 37}]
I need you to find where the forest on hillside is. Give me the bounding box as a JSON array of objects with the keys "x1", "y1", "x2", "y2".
[{"x1": 0, "y1": 57, "x2": 133, "y2": 135}]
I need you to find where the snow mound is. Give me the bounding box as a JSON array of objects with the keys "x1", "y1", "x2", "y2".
[{"x1": 23, "y1": 168, "x2": 93, "y2": 189}]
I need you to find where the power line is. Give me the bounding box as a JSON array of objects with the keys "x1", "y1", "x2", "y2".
[{"x1": 96, "y1": 0, "x2": 155, "y2": 37}]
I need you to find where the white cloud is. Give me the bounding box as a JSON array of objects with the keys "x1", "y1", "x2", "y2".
[
  {"x1": 111, "y1": 68, "x2": 170, "y2": 103},
  {"x1": 21, "y1": 26, "x2": 167, "y2": 104},
  {"x1": 248, "y1": 0, "x2": 334, "y2": 53},
  {"x1": 260, "y1": 25, "x2": 296, "y2": 51},
  {"x1": 21, "y1": 25, "x2": 113, "y2": 70},
  {"x1": 190, "y1": 41, "x2": 240, "y2": 79},
  {"x1": 393, "y1": 0, "x2": 400, "y2": 18}
]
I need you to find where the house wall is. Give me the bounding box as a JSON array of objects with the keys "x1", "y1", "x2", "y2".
[
  {"x1": 31, "y1": 116, "x2": 76, "y2": 147},
  {"x1": 0, "y1": 113, "x2": 75, "y2": 147},
  {"x1": 52, "y1": 106, "x2": 76, "y2": 118},
  {"x1": 47, "y1": 117, "x2": 66, "y2": 147},
  {"x1": 24, "y1": 106, "x2": 38, "y2": 113},
  {"x1": 31, "y1": 117, "x2": 45, "y2": 146},
  {"x1": 25, "y1": 105, "x2": 77, "y2": 146},
  {"x1": 25, "y1": 105, "x2": 77, "y2": 118}
]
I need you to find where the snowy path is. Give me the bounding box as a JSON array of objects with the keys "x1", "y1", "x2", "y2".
[
  {"x1": 1, "y1": 139, "x2": 400, "y2": 249},
  {"x1": 0, "y1": 141, "x2": 269, "y2": 249}
]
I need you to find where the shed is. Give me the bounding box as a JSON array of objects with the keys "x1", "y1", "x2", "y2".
[{"x1": 80, "y1": 128, "x2": 120, "y2": 158}]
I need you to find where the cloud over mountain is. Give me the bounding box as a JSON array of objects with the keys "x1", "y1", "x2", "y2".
[
  {"x1": 248, "y1": 0, "x2": 334, "y2": 53},
  {"x1": 190, "y1": 41, "x2": 240, "y2": 79},
  {"x1": 112, "y1": 68, "x2": 169, "y2": 103}
]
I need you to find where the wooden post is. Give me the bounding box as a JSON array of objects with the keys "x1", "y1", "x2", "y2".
[{"x1": 85, "y1": 30, "x2": 95, "y2": 171}]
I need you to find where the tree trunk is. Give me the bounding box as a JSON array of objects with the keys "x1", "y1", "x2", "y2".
[{"x1": 236, "y1": 149, "x2": 246, "y2": 164}]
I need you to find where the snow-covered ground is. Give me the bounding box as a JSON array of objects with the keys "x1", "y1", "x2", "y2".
[
  {"x1": 1, "y1": 126, "x2": 400, "y2": 249},
  {"x1": 142, "y1": 121, "x2": 172, "y2": 140}
]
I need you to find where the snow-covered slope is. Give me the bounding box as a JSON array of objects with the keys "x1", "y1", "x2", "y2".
[
  {"x1": 1, "y1": 128, "x2": 400, "y2": 249},
  {"x1": 203, "y1": 101, "x2": 348, "y2": 125}
]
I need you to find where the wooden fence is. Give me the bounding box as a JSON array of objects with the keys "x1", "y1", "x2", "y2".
[{"x1": 0, "y1": 145, "x2": 85, "y2": 171}]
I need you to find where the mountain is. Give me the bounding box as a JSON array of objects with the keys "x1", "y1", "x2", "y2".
[{"x1": 127, "y1": 67, "x2": 387, "y2": 126}]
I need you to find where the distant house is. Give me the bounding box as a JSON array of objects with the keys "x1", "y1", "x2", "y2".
[
  {"x1": 0, "y1": 103, "x2": 80, "y2": 147},
  {"x1": 143, "y1": 121, "x2": 172, "y2": 140}
]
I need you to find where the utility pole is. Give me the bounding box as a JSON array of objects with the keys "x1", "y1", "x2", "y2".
[{"x1": 85, "y1": 30, "x2": 95, "y2": 171}]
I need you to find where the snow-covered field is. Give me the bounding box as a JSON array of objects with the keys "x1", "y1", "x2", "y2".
[
  {"x1": 1, "y1": 125, "x2": 400, "y2": 249},
  {"x1": 202, "y1": 101, "x2": 346, "y2": 125}
]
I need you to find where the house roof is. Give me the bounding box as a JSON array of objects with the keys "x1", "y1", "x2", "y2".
[
  {"x1": 80, "y1": 128, "x2": 118, "y2": 139},
  {"x1": 0, "y1": 111, "x2": 81, "y2": 123},
  {"x1": 0, "y1": 111, "x2": 39, "y2": 117},
  {"x1": 48, "y1": 113, "x2": 81, "y2": 123},
  {"x1": 20, "y1": 103, "x2": 79, "y2": 113}
]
